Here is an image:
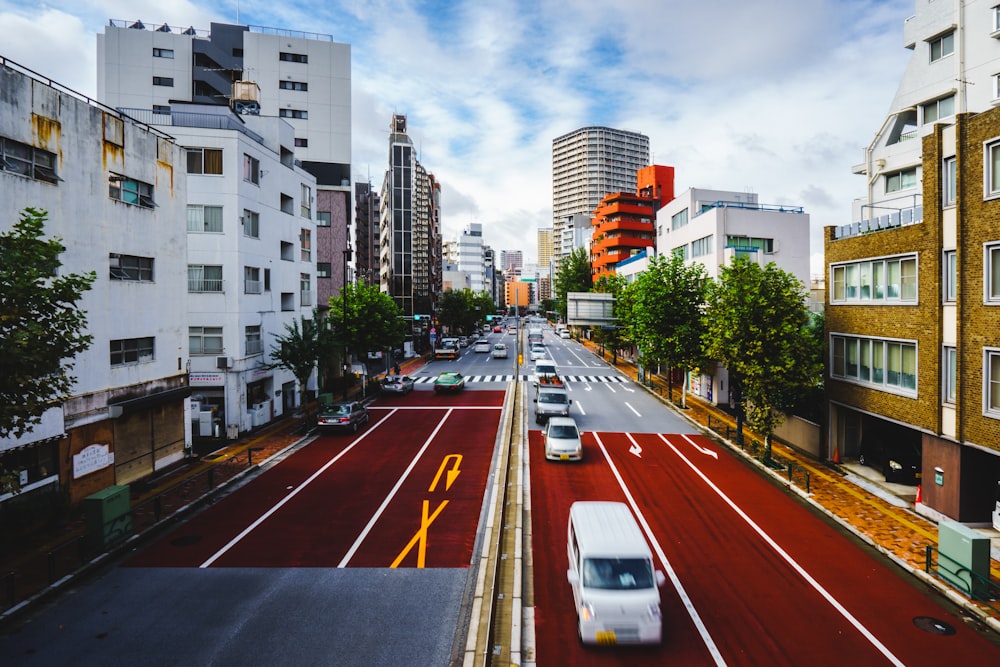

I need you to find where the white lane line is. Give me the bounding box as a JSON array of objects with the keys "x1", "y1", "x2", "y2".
[
  {"x1": 624, "y1": 401, "x2": 640, "y2": 416},
  {"x1": 594, "y1": 432, "x2": 726, "y2": 666},
  {"x1": 199, "y1": 408, "x2": 398, "y2": 568},
  {"x1": 338, "y1": 409, "x2": 454, "y2": 567},
  {"x1": 656, "y1": 433, "x2": 905, "y2": 666}
]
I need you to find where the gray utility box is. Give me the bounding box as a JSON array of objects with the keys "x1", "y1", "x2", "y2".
[{"x1": 937, "y1": 520, "x2": 990, "y2": 599}]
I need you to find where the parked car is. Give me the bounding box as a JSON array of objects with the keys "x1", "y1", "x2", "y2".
[
  {"x1": 434, "y1": 371, "x2": 466, "y2": 392},
  {"x1": 473, "y1": 339, "x2": 491, "y2": 353},
  {"x1": 859, "y1": 437, "x2": 922, "y2": 485},
  {"x1": 492, "y1": 343, "x2": 508, "y2": 359},
  {"x1": 381, "y1": 375, "x2": 415, "y2": 395},
  {"x1": 543, "y1": 416, "x2": 583, "y2": 461},
  {"x1": 317, "y1": 401, "x2": 369, "y2": 433}
]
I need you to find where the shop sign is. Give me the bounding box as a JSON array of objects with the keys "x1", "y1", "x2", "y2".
[
  {"x1": 73, "y1": 443, "x2": 113, "y2": 479},
  {"x1": 190, "y1": 372, "x2": 225, "y2": 386}
]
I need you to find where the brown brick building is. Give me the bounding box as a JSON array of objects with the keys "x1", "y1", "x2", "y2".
[{"x1": 825, "y1": 107, "x2": 1000, "y2": 522}]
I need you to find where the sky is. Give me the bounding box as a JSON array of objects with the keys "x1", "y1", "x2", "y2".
[{"x1": 0, "y1": 0, "x2": 915, "y2": 278}]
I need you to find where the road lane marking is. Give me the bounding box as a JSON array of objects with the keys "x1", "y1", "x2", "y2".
[
  {"x1": 657, "y1": 434, "x2": 905, "y2": 666},
  {"x1": 624, "y1": 401, "x2": 640, "y2": 416},
  {"x1": 627, "y1": 433, "x2": 642, "y2": 458},
  {"x1": 675, "y1": 433, "x2": 718, "y2": 460},
  {"x1": 390, "y1": 499, "x2": 449, "y2": 568},
  {"x1": 198, "y1": 409, "x2": 399, "y2": 568},
  {"x1": 594, "y1": 433, "x2": 725, "y2": 666},
  {"x1": 429, "y1": 454, "x2": 462, "y2": 492},
  {"x1": 338, "y1": 409, "x2": 454, "y2": 567}
]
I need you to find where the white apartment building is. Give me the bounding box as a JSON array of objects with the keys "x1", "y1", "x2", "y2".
[
  {"x1": 658, "y1": 187, "x2": 811, "y2": 404},
  {"x1": 457, "y1": 223, "x2": 485, "y2": 293},
  {"x1": 551, "y1": 127, "x2": 649, "y2": 267},
  {"x1": 126, "y1": 104, "x2": 318, "y2": 438},
  {"x1": 1, "y1": 60, "x2": 189, "y2": 504}
]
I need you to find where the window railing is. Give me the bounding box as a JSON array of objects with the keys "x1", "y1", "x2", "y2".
[
  {"x1": 189, "y1": 278, "x2": 223, "y2": 292},
  {"x1": 833, "y1": 203, "x2": 924, "y2": 240}
]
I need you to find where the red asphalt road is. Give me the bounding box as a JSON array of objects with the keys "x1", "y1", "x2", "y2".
[
  {"x1": 530, "y1": 430, "x2": 1000, "y2": 666},
  {"x1": 126, "y1": 390, "x2": 503, "y2": 570}
]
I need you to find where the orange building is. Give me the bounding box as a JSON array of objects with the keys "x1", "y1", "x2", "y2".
[
  {"x1": 505, "y1": 280, "x2": 531, "y2": 310},
  {"x1": 590, "y1": 165, "x2": 675, "y2": 280}
]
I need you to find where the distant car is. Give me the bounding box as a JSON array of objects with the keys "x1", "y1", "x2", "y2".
[
  {"x1": 493, "y1": 325, "x2": 503, "y2": 333},
  {"x1": 530, "y1": 345, "x2": 549, "y2": 361},
  {"x1": 473, "y1": 339, "x2": 491, "y2": 353},
  {"x1": 434, "y1": 371, "x2": 466, "y2": 392},
  {"x1": 492, "y1": 343, "x2": 508, "y2": 359},
  {"x1": 317, "y1": 401, "x2": 369, "y2": 433},
  {"x1": 457, "y1": 336, "x2": 469, "y2": 348},
  {"x1": 507, "y1": 327, "x2": 517, "y2": 335},
  {"x1": 543, "y1": 416, "x2": 583, "y2": 461},
  {"x1": 558, "y1": 329, "x2": 571, "y2": 339},
  {"x1": 381, "y1": 375, "x2": 415, "y2": 395}
]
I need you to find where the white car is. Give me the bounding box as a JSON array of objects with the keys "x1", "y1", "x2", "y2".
[
  {"x1": 492, "y1": 343, "x2": 508, "y2": 359},
  {"x1": 558, "y1": 329, "x2": 570, "y2": 339},
  {"x1": 473, "y1": 339, "x2": 490, "y2": 353},
  {"x1": 530, "y1": 345, "x2": 548, "y2": 361},
  {"x1": 543, "y1": 416, "x2": 583, "y2": 461}
]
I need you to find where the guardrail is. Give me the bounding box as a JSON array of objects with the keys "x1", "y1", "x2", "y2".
[{"x1": 924, "y1": 546, "x2": 1000, "y2": 616}]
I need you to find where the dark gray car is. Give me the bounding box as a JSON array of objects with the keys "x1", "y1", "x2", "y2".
[{"x1": 317, "y1": 401, "x2": 370, "y2": 433}]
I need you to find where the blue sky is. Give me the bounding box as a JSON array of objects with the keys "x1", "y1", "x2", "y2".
[{"x1": 0, "y1": 0, "x2": 914, "y2": 276}]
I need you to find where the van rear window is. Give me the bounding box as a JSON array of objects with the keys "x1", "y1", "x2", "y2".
[{"x1": 582, "y1": 557, "x2": 654, "y2": 589}]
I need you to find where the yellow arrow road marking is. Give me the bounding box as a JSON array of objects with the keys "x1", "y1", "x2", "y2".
[
  {"x1": 390, "y1": 499, "x2": 449, "y2": 568},
  {"x1": 429, "y1": 454, "x2": 462, "y2": 492}
]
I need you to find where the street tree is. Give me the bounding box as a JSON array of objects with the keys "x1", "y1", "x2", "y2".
[
  {"x1": 1, "y1": 208, "x2": 96, "y2": 492},
  {"x1": 592, "y1": 273, "x2": 629, "y2": 363},
  {"x1": 553, "y1": 247, "x2": 592, "y2": 320},
  {"x1": 268, "y1": 310, "x2": 333, "y2": 408},
  {"x1": 705, "y1": 257, "x2": 819, "y2": 462},
  {"x1": 327, "y1": 283, "x2": 407, "y2": 384},
  {"x1": 625, "y1": 254, "x2": 709, "y2": 407}
]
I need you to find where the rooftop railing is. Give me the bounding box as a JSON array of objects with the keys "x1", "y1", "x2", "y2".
[{"x1": 118, "y1": 108, "x2": 265, "y2": 146}]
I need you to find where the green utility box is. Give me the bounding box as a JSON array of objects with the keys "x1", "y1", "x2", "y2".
[
  {"x1": 937, "y1": 520, "x2": 990, "y2": 599},
  {"x1": 84, "y1": 485, "x2": 132, "y2": 552}
]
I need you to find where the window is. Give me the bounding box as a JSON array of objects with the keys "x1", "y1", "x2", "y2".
[
  {"x1": 153, "y1": 105, "x2": 171, "y2": 114},
  {"x1": 295, "y1": 138, "x2": 308, "y2": 148},
  {"x1": 923, "y1": 95, "x2": 955, "y2": 124},
  {"x1": 1, "y1": 137, "x2": 59, "y2": 184},
  {"x1": 944, "y1": 250, "x2": 957, "y2": 302},
  {"x1": 691, "y1": 235, "x2": 713, "y2": 258},
  {"x1": 188, "y1": 265, "x2": 223, "y2": 292},
  {"x1": 152, "y1": 76, "x2": 174, "y2": 87},
  {"x1": 831, "y1": 255, "x2": 918, "y2": 303},
  {"x1": 246, "y1": 325, "x2": 263, "y2": 355},
  {"x1": 943, "y1": 156, "x2": 956, "y2": 206},
  {"x1": 243, "y1": 154, "x2": 260, "y2": 184},
  {"x1": 109, "y1": 173, "x2": 155, "y2": 208},
  {"x1": 316, "y1": 211, "x2": 331, "y2": 227},
  {"x1": 943, "y1": 346, "x2": 957, "y2": 404},
  {"x1": 187, "y1": 205, "x2": 223, "y2": 233},
  {"x1": 994, "y1": 74, "x2": 1000, "y2": 102},
  {"x1": 987, "y1": 242, "x2": 1000, "y2": 302},
  {"x1": 995, "y1": 5, "x2": 1000, "y2": 32},
  {"x1": 831, "y1": 334, "x2": 916, "y2": 394},
  {"x1": 885, "y1": 168, "x2": 918, "y2": 193},
  {"x1": 280, "y1": 193, "x2": 294, "y2": 215},
  {"x1": 300, "y1": 229, "x2": 312, "y2": 261},
  {"x1": 279, "y1": 80, "x2": 308, "y2": 91},
  {"x1": 300, "y1": 273, "x2": 312, "y2": 306},
  {"x1": 244, "y1": 266, "x2": 261, "y2": 294},
  {"x1": 301, "y1": 184, "x2": 312, "y2": 218},
  {"x1": 189, "y1": 326, "x2": 223, "y2": 355},
  {"x1": 279, "y1": 52, "x2": 308, "y2": 63},
  {"x1": 243, "y1": 209, "x2": 259, "y2": 238},
  {"x1": 671, "y1": 245, "x2": 689, "y2": 260},
  {"x1": 109, "y1": 254, "x2": 153, "y2": 281},
  {"x1": 187, "y1": 148, "x2": 223, "y2": 175},
  {"x1": 153, "y1": 48, "x2": 174, "y2": 58},
  {"x1": 670, "y1": 208, "x2": 688, "y2": 231},
  {"x1": 279, "y1": 109, "x2": 308, "y2": 119},
  {"x1": 988, "y1": 140, "x2": 1000, "y2": 198},
  {"x1": 928, "y1": 31, "x2": 954, "y2": 62},
  {"x1": 726, "y1": 236, "x2": 774, "y2": 254},
  {"x1": 110, "y1": 337, "x2": 154, "y2": 366},
  {"x1": 317, "y1": 262, "x2": 331, "y2": 278},
  {"x1": 987, "y1": 349, "x2": 1000, "y2": 415}
]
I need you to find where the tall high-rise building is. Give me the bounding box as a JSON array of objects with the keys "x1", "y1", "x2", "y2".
[
  {"x1": 501, "y1": 250, "x2": 523, "y2": 272},
  {"x1": 537, "y1": 227, "x2": 553, "y2": 269},
  {"x1": 552, "y1": 126, "x2": 650, "y2": 269},
  {"x1": 380, "y1": 114, "x2": 440, "y2": 319},
  {"x1": 457, "y1": 223, "x2": 486, "y2": 292},
  {"x1": 354, "y1": 181, "x2": 380, "y2": 286}
]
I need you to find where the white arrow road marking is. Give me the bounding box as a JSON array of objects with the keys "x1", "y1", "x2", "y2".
[
  {"x1": 627, "y1": 433, "x2": 642, "y2": 458},
  {"x1": 662, "y1": 433, "x2": 718, "y2": 459}
]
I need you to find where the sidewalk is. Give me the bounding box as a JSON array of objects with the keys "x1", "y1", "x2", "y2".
[{"x1": 579, "y1": 338, "x2": 1000, "y2": 631}]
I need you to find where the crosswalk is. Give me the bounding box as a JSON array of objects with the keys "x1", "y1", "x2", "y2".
[{"x1": 412, "y1": 374, "x2": 629, "y2": 384}]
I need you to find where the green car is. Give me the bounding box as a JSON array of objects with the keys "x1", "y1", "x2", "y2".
[{"x1": 433, "y1": 371, "x2": 466, "y2": 392}]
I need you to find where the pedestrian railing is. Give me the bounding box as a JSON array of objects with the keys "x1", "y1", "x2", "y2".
[{"x1": 924, "y1": 546, "x2": 1000, "y2": 615}]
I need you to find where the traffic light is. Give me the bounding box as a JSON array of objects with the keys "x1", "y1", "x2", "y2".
[{"x1": 413, "y1": 314, "x2": 421, "y2": 321}]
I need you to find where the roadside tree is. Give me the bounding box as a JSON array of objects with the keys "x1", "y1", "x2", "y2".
[
  {"x1": 268, "y1": 310, "x2": 333, "y2": 408},
  {"x1": 553, "y1": 248, "x2": 592, "y2": 321},
  {"x1": 328, "y1": 284, "x2": 406, "y2": 391}
]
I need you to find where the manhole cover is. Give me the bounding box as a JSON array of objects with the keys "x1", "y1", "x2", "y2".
[
  {"x1": 170, "y1": 535, "x2": 203, "y2": 547},
  {"x1": 913, "y1": 616, "x2": 956, "y2": 635}
]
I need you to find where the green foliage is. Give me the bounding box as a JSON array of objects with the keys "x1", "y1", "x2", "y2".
[
  {"x1": 0, "y1": 208, "x2": 95, "y2": 440},
  {"x1": 553, "y1": 248, "x2": 592, "y2": 320},
  {"x1": 592, "y1": 273, "x2": 630, "y2": 353},
  {"x1": 624, "y1": 254, "x2": 709, "y2": 375},
  {"x1": 437, "y1": 288, "x2": 494, "y2": 334},
  {"x1": 268, "y1": 310, "x2": 332, "y2": 401},
  {"x1": 327, "y1": 283, "x2": 407, "y2": 371},
  {"x1": 705, "y1": 257, "x2": 819, "y2": 442}
]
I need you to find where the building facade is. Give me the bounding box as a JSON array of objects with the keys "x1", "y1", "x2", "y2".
[
  {"x1": 552, "y1": 127, "x2": 650, "y2": 269},
  {"x1": 456, "y1": 223, "x2": 486, "y2": 292},
  {"x1": 1, "y1": 60, "x2": 189, "y2": 505},
  {"x1": 354, "y1": 181, "x2": 380, "y2": 286},
  {"x1": 825, "y1": 0, "x2": 1000, "y2": 524}
]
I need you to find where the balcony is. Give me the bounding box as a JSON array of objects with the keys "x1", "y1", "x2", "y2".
[{"x1": 833, "y1": 204, "x2": 923, "y2": 240}]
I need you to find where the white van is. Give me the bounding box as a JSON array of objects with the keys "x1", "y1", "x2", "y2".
[{"x1": 566, "y1": 501, "x2": 666, "y2": 645}]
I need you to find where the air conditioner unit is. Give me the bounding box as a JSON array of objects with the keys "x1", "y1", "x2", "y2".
[{"x1": 217, "y1": 356, "x2": 232, "y2": 369}]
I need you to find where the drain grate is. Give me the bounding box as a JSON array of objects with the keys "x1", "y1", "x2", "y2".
[{"x1": 912, "y1": 616, "x2": 956, "y2": 636}]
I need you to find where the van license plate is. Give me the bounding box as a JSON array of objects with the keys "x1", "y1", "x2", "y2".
[{"x1": 595, "y1": 630, "x2": 617, "y2": 645}]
